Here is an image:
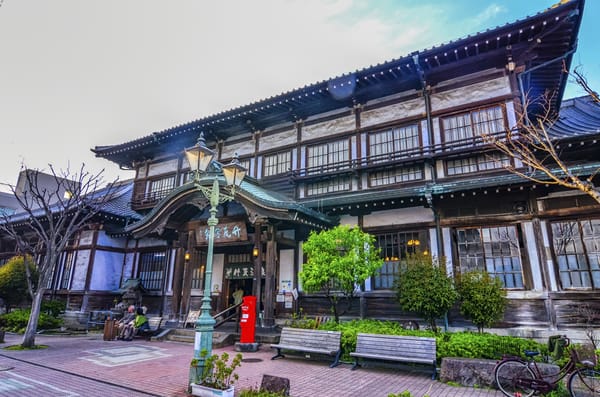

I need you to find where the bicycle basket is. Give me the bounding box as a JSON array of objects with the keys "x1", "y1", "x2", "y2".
[{"x1": 571, "y1": 343, "x2": 598, "y2": 366}]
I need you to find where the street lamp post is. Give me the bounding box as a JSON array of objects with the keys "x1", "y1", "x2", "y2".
[{"x1": 185, "y1": 132, "x2": 246, "y2": 386}]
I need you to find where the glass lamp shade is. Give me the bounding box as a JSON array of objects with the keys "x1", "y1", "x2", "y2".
[
  {"x1": 185, "y1": 133, "x2": 215, "y2": 173},
  {"x1": 222, "y1": 154, "x2": 246, "y2": 187}
]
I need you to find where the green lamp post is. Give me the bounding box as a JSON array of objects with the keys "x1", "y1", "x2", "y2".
[{"x1": 185, "y1": 132, "x2": 246, "y2": 386}]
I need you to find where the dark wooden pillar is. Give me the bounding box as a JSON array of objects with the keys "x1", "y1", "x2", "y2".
[
  {"x1": 263, "y1": 223, "x2": 277, "y2": 327},
  {"x1": 253, "y1": 221, "x2": 263, "y2": 321},
  {"x1": 180, "y1": 231, "x2": 196, "y2": 318}
]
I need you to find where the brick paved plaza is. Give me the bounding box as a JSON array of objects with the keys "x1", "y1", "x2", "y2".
[{"x1": 0, "y1": 332, "x2": 505, "y2": 397}]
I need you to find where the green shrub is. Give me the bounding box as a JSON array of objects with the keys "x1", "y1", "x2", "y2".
[
  {"x1": 457, "y1": 270, "x2": 507, "y2": 333},
  {"x1": 436, "y1": 331, "x2": 543, "y2": 360},
  {"x1": 239, "y1": 389, "x2": 286, "y2": 397},
  {"x1": 41, "y1": 300, "x2": 66, "y2": 317},
  {"x1": 0, "y1": 308, "x2": 62, "y2": 333},
  {"x1": 395, "y1": 254, "x2": 457, "y2": 332},
  {"x1": 320, "y1": 319, "x2": 546, "y2": 363}
]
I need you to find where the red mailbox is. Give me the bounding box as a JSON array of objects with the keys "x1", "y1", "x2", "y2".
[{"x1": 239, "y1": 295, "x2": 256, "y2": 343}]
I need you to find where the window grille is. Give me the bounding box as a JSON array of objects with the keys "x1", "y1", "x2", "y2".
[
  {"x1": 148, "y1": 175, "x2": 176, "y2": 201},
  {"x1": 60, "y1": 251, "x2": 75, "y2": 290},
  {"x1": 373, "y1": 231, "x2": 427, "y2": 289},
  {"x1": 138, "y1": 251, "x2": 168, "y2": 291}
]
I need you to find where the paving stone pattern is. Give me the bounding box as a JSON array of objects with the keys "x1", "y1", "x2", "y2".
[{"x1": 0, "y1": 332, "x2": 505, "y2": 397}]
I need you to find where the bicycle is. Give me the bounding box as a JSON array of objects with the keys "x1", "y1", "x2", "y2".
[{"x1": 493, "y1": 335, "x2": 600, "y2": 396}]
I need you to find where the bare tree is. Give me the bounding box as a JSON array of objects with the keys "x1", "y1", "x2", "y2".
[
  {"x1": 0, "y1": 164, "x2": 118, "y2": 348},
  {"x1": 483, "y1": 65, "x2": 600, "y2": 204}
]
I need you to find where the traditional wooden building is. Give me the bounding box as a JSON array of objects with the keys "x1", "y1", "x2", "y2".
[{"x1": 3, "y1": 0, "x2": 598, "y2": 331}]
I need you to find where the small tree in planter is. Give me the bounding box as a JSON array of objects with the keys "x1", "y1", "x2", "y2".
[
  {"x1": 457, "y1": 270, "x2": 507, "y2": 333},
  {"x1": 190, "y1": 350, "x2": 243, "y2": 397}
]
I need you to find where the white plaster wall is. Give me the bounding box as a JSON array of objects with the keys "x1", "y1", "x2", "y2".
[
  {"x1": 363, "y1": 207, "x2": 433, "y2": 228},
  {"x1": 122, "y1": 252, "x2": 136, "y2": 282},
  {"x1": 302, "y1": 115, "x2": 355, "y2": 141},
  {"x1": 137, "y1": 238, "x2": 168, "y2": 248},
  {"x1": 428, "y1": 227, "x2": 439, "y2": 258},
  {"x1": 222, "y1": 137, "x2": 255, "y2": 158},
  {"x1": 211, "y1": 253, "x2": 225, "y2": 294},
  {"x1": 79, "y1": 230, "x2": 94, "y2": 246},
  {"x1": 297, "y1": 242, "x2": 304, "y2": 292},
  {"x1": 430, "y1": 76, "x2": 511, "y2": 110},
  {"x1": 540, "y1": 220, "x2": 558, "y2": 291},
  {"x1": 166, "y1": 248, "x2": 176, "y2": 293},
  {"x1": 522, "y1": 221, "x2": 543, "y2": 291},
  {"x1": 442, "y1": 228, "x2": 453, "y2": 274},
  {"x1": 89, "y1": 251, "x2": 124, "y2": 291},
  {"x1": 339, "y1": 215, "x2": 358, "y2": 226},
  {"x1": 361, "y1": 97, "x2": 424, "y2": 129},
  {"x1": 71, "y1": 249, "x2": 90, "y2": 290},
  {"x1": 259, "y1": 129, "x2": 296, "y2": 151},
  {"x1": 96, "y1": 231, "x2": 127, "y2": 248},
  {"x1": 148, "y1": 159, "x2": 178, "y2": 177},
  {"x1": 279, "y1": 249, "x2": 294, "y2": 293}
]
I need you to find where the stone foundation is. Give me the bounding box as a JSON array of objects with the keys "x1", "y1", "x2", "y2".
[{"x1": 440, "y1": 357, "x2": 559, "y2": 388}]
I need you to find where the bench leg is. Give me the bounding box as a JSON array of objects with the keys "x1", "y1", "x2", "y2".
[
  {"x1": 351, "y1": 359, "x2": 360, "y2": 370},
  {"x1": 431, "y1": 362, "x2": 437, "y2": 380},
  {"x1": 329, "y1": 350, "x2": 341, "y2": 368},
  {"x1": 271, "y1": 348, "x2": 285, "y2": 360}
]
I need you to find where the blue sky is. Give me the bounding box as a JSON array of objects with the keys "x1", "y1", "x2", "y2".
[{"x1": 0, "y1": 0, "x2": 597, "y2": 191}]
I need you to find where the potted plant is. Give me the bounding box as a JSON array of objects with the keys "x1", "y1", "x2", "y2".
[{"x1": 190, "y1": 350, "x2": 243, "y2": 397}]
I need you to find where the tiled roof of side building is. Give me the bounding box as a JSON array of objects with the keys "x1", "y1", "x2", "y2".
[{"x1": 547, "y1": 95, "x2": 600, "y2": 138}]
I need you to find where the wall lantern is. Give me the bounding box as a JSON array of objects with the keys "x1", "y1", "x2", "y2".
[{"x1": 252, "y1": 246, "x2": 259, "y2": 258}]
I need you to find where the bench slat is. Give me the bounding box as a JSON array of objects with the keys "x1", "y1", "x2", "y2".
[
  {"x1": 351, "y1": 333, "x2": 437, "y2": 379},
  {"x1": 270, "y1": 327, "x2": 342, "y2": 368}
]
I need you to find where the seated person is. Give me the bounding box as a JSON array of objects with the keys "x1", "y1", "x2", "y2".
[
  {"x1": 116, "y1": 305, "x2": 136, "y2": 340},
  {"x1": 122, "y1": 307, "x2": 149, "y2": 341}
]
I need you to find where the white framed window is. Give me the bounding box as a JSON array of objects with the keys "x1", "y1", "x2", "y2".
[
  {"x1": 306, "y1": 139, "x2": 350, "y2": 175},
  {"x1": 369, "y1": 166, "x2": 423, "y2": 187},
  {"x1": 263, "y1": 151, "x2": 291, "y2": 177},
  {"x1": 551, "y1": 219, "x2": 600, "y2": 289},
  {"x1": 442, "y1": 105, "x2": 505, "y2": 146},
  {"x1": 369, "y1": 124, "x2": 420, "y2": 163},
  {"x1": 446, "y1": 153, "x2": 511, "y2": 176},
  {"x1": 456, "y1": 225, "x2": 524, "y2": 289}
]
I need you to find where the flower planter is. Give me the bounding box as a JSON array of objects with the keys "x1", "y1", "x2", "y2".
[{"x1": 190, "y1": 383, "x2": 234, "y2": 397}]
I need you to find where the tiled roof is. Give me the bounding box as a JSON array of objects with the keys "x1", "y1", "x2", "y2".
[
  {"x1": 2, "y1": 181, "x2": 141, "y2": 226},
  {"x1": 547, "y1": 95, "x2": 600, "y2": 138},
  {"x1": 93, "y1": 0, "x2": 584, "y2": 168}
]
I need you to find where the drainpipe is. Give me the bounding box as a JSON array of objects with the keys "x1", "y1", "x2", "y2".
[{"x1": 413, "y1": 54, "x2": 444, "y2": 259}]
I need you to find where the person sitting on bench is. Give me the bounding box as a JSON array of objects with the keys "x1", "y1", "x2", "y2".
[
  {"x1": 117, "y1": 305, "x2": 136, "y2": 340},
  {"x1": 122, "y1": 307, "x2": 149, "y2": 341}
]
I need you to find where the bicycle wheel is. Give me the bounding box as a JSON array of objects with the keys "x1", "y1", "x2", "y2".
[
  {"x1": 568, "y1": 368, "x2": 600, "y2": 397},
  {"x1": 494, "y1": 359, "x2": 536, "y2": 397}
]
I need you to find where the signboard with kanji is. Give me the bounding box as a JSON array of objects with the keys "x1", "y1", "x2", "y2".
[
  {"x1": 225, "y1": 263, "x2": 266, "y2": 280},
  {"x1": 196, "y1": 221, "x2": 247, "y2": 244}
]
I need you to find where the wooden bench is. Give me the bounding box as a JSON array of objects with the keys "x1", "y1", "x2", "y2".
[
  {"x1": 135, "y1": 316, "x2": 163, "y2": 340},
  {"x1": 271, "y1": 327, "x2": 342, "y2": 368},
  {"x1": 313, "y1": 315, "x2": 330, "y2": 328},
  {"x1": 350, "y1": 333, "x2": 437, "y2": 379}
]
